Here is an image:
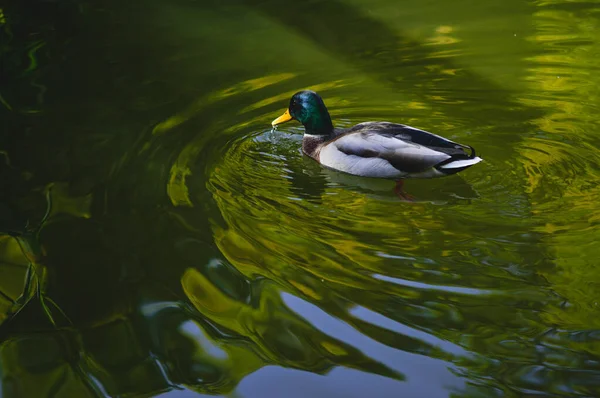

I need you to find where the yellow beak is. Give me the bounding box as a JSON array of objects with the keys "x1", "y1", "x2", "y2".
[{"x1": 271, "y1": 109, "x2": 293, "y2": 126}]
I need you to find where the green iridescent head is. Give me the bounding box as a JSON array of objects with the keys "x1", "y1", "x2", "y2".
[{"x1": 272, "y1": 90, "x2": 334, "y2": 135}]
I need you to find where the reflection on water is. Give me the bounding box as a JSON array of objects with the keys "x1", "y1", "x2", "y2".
[{"x1": 1, "y1": 0, "x2": 600, "y2": 396}]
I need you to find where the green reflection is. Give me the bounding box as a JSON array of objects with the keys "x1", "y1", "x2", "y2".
[{"x1": 1, "y1": 0, "x2": 600, "y2": 397}]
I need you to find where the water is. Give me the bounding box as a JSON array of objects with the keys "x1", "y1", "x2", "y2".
[{"x1": 1, "y1": 0, "x2": 600, "y2": 396}]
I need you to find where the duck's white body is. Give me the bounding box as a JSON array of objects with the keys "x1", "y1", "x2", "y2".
[{"x1": 304, "y1": 122, "x2": 482, "y2": 179}]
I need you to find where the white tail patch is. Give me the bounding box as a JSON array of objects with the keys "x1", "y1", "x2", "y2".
[{"x1": 439, "y1": 157, "x2": 483, "y2": 169}]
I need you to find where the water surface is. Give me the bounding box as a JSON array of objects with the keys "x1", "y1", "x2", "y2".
[{"x1": 1, "y1": 0, "x2": 600, "y2": 397}]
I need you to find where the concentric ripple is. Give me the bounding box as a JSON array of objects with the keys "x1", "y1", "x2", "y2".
[{"x1": 141, "y1": 62, "x2": 600, "y2": 395}]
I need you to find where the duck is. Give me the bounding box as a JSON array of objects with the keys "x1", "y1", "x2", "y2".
[{"x1": 271, "y1": 90, "x2": 482, "y2": 198}]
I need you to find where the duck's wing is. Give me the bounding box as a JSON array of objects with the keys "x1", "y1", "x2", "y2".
[
  {"x1": 328, "y1": 123, "x2": 470, "y2": 174},
  {"x1": 346, "y1": 122, "x2": 474, "y2": 154}
]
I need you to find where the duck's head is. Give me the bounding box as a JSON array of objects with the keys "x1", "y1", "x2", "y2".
[{"x1": 272, "y1": 90, "x2": 334, "y2": 135}]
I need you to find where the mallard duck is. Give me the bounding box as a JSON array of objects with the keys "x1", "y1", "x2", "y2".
[{"x1": 271, "y1": 91, "x2": 482, "y2": 197}]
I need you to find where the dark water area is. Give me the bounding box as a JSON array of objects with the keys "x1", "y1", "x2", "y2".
[{"x1": 1, "y1": 0, "x2": 600, "y2": 397}]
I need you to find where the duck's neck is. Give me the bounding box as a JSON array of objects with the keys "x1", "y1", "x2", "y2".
[
  {"x1": 301, "y1": 106, "x2": 334, "y2": 136},
  {"x1": 302, "y1": 132, "x2": 331, "y2": 159},
  {"x1": 300, "y1": 106, "x2": 334, "y2": 159}
]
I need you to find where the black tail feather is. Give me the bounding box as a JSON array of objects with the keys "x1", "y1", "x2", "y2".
[{"x1": 458, "y1": 144, "x2": 476, "y2": 158}]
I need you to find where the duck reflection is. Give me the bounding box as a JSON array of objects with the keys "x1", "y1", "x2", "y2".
[{"x1": 320, "y1": 168, "x2": 480, "y2": 203}]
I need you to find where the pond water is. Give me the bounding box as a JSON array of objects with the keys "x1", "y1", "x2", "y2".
[{"x1": 1, "y1": 0, "x2": 600, "y2": 396}]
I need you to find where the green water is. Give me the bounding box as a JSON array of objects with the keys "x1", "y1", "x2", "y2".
[{"x1": 1, "y1": 0, "x2": 600, "y2": 396}]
